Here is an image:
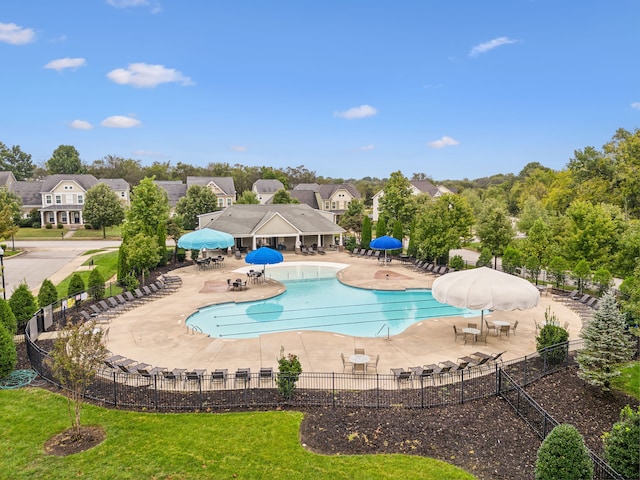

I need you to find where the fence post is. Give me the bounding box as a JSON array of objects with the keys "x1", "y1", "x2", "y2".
[
  {"x1": 460, "y1": 369, "x2": 464, "y2": 404},
  {"x1": 376, "y1": 374, "x2": 380, "y2": 408},
  {"x1": 332, "y1": 373, "x2": 335, "y2": 408},
  {"x1": 153, "y1": 375, "x2": 158, "y2": 411},
  {"x1": 523, "y1": 355, "x2": 527, "y2": 386},
  {"x1": 112, "y1": 370, "x2": 117, "y2": 407},
  {"x1": 496, "y1": 365, "x2": 501, "y2": 396}
]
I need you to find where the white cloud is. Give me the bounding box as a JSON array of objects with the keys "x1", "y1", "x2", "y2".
[
  {"x1": 469, "y1": 37, "x2": 518, "y2": 56},
  {"x1": 631, "y1": 102, "x2": 640, "y2": 110},
  {"x1": 428, "y1": 136, "x2": 459, "y2": 149},
  {"x1": 230, "y1": 146, "x2": 247, "y2": 152},
  {"x1": 106, "y1": 0, "x2": 149, "y2": 7},
  {"x1": 0, "y1": 22, "x2": 36, "y2": 45},
  {"x1": 44, "y1": 57, "x2": 87, "y2": 71},
  {"x1": 359, "y1": 144, "x2": 375, "y2": 151},
  {"x1": 101, "y1": 115, "x2": 141, "y2": 128},
  {"x1": 70, "y1": 120, "x2": 93, "y2": 130},
  {"x1": 107, "y1": 63, "x2": 193, "y2": 88},
  {"x1": 334, "y1": 105, "x2": 378, "y2": 120}
]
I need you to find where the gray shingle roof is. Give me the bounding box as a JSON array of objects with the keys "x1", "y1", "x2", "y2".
[
  {"x1": 98, "y1": 178, "x2": 130, "y2": 191},
  {"x1": 41, "y1": 174, "x2": 99, "y2": 191},
  {"x1": 253, "y1": 179, "x2": 284, "y2": 193},
  {"x1": 186, "y1": 176, "x2": 236, "y2": 195},
  {"x1": 12, "y1": 181, "x2": 42, "y2": 207},
  {"x1": 318, "y1": 183, "x2": 361, "y2": 199},
  {"x1": 410, "y1": 180, "x2": 438, "y2": 196},
  {"x1": 154, "y1": 181, "x2": 187, "y2": 207},
  {"x1": 203, "y1": 204, "x2": 345, "y2": 236},
  {"x1": 293, "y1": 183, "x2": 320, "y2": 191},
  {"x1": 289, "y1": 190, "x2": 319, "y2": 209}
]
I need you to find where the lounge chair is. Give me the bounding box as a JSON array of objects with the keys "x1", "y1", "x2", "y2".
[
  {"x1": 234, "y1": 368, "x2": 251, "y2": 387},
  {"x1": 317, "y1": 246, "x2": 326, "y2": 255},
  {"x1": 104, "y1": 355, "x2": 127, "y2": 369},
  {"x1": 134, "y1": 288, "x2": 152, "y2": 302},
  {"x1": 107, "y1": 296, "x2": 131, "y2": 311},
  {"x1": 488, "y1": 351, "x2": 506, "y2": 364},
  {"x1": 137, "y1": 366, "x2": 166, "y2": 382},
  {"x1": 80, "y1": 310, "x2": 98, "y2": 322},
  {"x1": 211, "y1": 369, "x2": 228, "y2": 388},
  {"x1": 409, "y1": 366, "x2": 434, "y2": 384},
  {"x1": 119, "y1": 361, "x2": 150, "y2": 374},
  {"x1": 161, "y1": 368, "x2": 186, "y2": 385},
  {"x1": 340, "y1": 353, "x2": 354, "y2": 373},
  {"x1": 142, "y1": 285, "x2": 160, "y2": 298},
  {"x1": 184, "y1": 369, "x2": 206, "y2": 385},
  {"x1": 259, "y1": 367, "x2": 274, "y2": 385},
  {"x1": 391, "y1": 368, "x2": 413, "y2": 387},
  {"x1": 123, "y1": 291, "x2": 145, "y2": 305}
]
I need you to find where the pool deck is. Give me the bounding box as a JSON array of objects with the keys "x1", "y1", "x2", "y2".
[{"x1": 100, "y1": 250, "x2": 583, "y2": 375}]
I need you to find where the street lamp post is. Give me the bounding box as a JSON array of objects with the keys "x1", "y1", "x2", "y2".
[{"x1": 0, "y1": 246, "x2": 5, "y2": 300}]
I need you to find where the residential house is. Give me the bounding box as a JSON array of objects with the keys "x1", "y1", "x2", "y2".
[
  {"x1": 198, "y1": 204, "x2": 345, "y2": 251},
  {"x1": 371, "y1": 179, "x2": 453, "y2": 221},
  {"x1": 154, "y1": 176, "x2": 236, "y2": 212},
  {"x1": 2, "y1": 173, "x2": 130, "y2": 227},
  {"x1": 252, "y1": 179, "x2": 284, "y2": 204},
  {"x1": 290, "y1": 183, "x2": 361, "y2": 222}
]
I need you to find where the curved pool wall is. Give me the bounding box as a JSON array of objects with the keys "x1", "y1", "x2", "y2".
[{"x1": 187, "y1": 262, "x2": 480, "y2": 339}]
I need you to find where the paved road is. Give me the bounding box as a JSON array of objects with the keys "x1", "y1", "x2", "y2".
[{"x1": 2, "y1": 240, "x2": 120, "y2": 296}]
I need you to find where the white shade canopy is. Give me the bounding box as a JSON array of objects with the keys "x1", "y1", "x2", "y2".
[{"x1": 432, "y1": 267, "x2": 540, "y2": 312}]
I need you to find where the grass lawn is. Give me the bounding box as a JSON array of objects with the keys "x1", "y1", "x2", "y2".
[
  {"x1": 13, "y1": 228, "x2": 68, "y2": 239},
  {"x1": 55, "y1": 250, "x2": 121, "y2": 298},
  {"x1": 71, "y1": 226, "x2": 123, "y2": 239},
  {"x1": 611, "y1": 361, "x2": 640, "y2": 400},
  {"x1": 0, "y1": 389, "x2": 475, "y2": 480}
]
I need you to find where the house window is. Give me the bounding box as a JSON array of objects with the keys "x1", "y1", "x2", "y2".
[
  {"x1": 120, "y1": 191, "x2": 126, "y2": 198},
  {"x1": 45, "y1": 195, "x2": 52, "y2": 204},
  {"x1": 218, "y1": 198, "x2": 224, "y2": 207},
  {"x1": 78, "y1": 195, "x2": 84, "y2": 204},
  {"x1": 324, "y1": 201, "x2": 329, "y2": 210},
  {"x1": 64, "y1": 185, "x2": 73, "y2": 190},
  {"x1": 331, "y1": 202, "x2": 336, "y2": 209},
  {"x1": 61, "y1": 213, "x2": 68, "y2": 223},
  {"x1": 227, "y1": 198, "x2": 232, "y2": 206},
  {"x1": 48, "y1": 214, "x2": 54, "y2": 223},
  {"x1": 55, "y1": 195, "x2": 62, "y2": 204}
]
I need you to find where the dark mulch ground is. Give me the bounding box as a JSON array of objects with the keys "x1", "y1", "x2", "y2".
[{"x1": 16, "y1": 338, "x2": 638, "y2": 478}]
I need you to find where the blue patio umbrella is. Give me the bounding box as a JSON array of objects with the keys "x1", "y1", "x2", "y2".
[
  {"x1": 369, "y1": 235, "x2": 402, "y2": 263},
  {"x1": 245, "y1": 246, "x2": 284, "y2": 273},
  {"x1": 177, "y1": 228, "x2": 235, "y2": 250}
]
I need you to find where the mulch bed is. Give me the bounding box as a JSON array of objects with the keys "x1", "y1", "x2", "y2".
[{"x1": 15, "y1": 341, "x2": 637, "y2": 478}]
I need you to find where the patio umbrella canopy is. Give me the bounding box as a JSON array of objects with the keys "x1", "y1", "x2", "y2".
[
  {"x1": 369, "y1": 235, "x2": 402, "y2": 262},
  {"x1": 177, "y1": 228, "x2": 235, "y2": 250},
  {"x1": 431, "y1": 267, "x2": 540, "y2": 331},
  {"x1": 245, "y1": 246, "x2": 284, "y2": 272}
]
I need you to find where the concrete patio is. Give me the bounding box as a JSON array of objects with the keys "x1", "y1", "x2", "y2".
[{"x1": 99, "y1": 250, "x2": 583, "y2": 376}]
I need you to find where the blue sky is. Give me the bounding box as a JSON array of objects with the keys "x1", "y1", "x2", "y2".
[{"x1": 1, "y1": 1, "x2": 638, "y2": 181}]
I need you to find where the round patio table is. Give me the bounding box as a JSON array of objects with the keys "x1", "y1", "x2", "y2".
[
  {"x1": 493, "y1": 320, "x2": 511, "y2": 327},
  {"x1": 462, "y1": 327, "x2": 480, "y2": 344},
  {"x1": 350, "y1": 354, "x2": 370, "y2": 364}
]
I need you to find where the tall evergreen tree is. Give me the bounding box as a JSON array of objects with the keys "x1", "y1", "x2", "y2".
[
  {"x1": 577, "y1": 291, "x2": 634, "y2": 391},
  {"x1": 360, "y1": 215, "x2": 372, "y2": 249},
  {"x1": 375, "y1": 216, "x2": 387, "y2": 239},
  {"x1": 8, "y1": 282, "x2": 38, "y2": 330},
  {"x1": 0, "y1": 298, "x2": 17, "y2": 335}
]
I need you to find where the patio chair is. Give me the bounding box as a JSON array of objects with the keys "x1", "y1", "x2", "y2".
[
  {"x1": 484, "y1": 318, "x2": 498, "y2": 336},
  {"x1": 391, "y1": 368, "x2": 413, "y2": 387},
  {"x1": 366, "y1": 354, "x2": 380, "y2": 374},
  {"x1": 340, "y1": 353, "x2": 353, "y2": 373},
  {"x1": 234, "y1": 368, "x2": 251, "y2": 387},
  {"x1": 453, "y1": 325, "x2": 465, "y2": 342},
  {"x1": 353, "y1": 363, "x2": 366, "y2": 375},
  {"x1": 211, "y1": 369, "x2": 228, "y2": 388},
  {"x1": 509, "y1": 320, "x2": 519, "y2": 336},
  {"x1": 498, "y1": 325, "x2": 510, "y2": 338},
  {"x1": 354, "y1": 347, "x2": 365, "y2": 355}
]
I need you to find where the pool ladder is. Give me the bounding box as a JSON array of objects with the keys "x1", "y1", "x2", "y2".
[
  {"x1": 187, "y1": 324, "x2": 203, "y2": 335},
  {"x1": 375, "y1": 324, "x2": 391, "y2": 341}
]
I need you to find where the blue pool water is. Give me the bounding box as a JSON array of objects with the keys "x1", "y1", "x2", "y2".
[{"x1": 187, "y1": 270, "x2": 478, "y2": 339}]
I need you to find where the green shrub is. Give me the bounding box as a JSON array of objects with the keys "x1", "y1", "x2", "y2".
[
  {"x1": 124, "y1": 275, "x2": 139, "y2": 292},
  {"x1": 31, "y1": 221, "x2": 41, "y2": 229},
  {"x1": 67, "y1": 273, "x2": 86, "y2": 298},
  {"x1": 88, "y1": 268, "x2": 105, "y2": 301},
  {"x1": 536, "y1": 324, "x2": 569, "y2": 365},
  {"x1": 0, "y1": 298, "x2": 17, "y2": 335},
  {"x1": 603, "y1": 405, "x2": 640, "y2": 479},
  {"x1": 45, "y1": 223, "x2": 53, "y2": 229},
  {"x1": 57, "y1": 223, "x2": 64, "y2": 229},
  {"x1": 277, "y1": 348, "x2": 302, "y2": 400},
  {"x1": 0, "y1": 324, "x2": 17, "y2": 379},
  {"x1": 176, "y1": 248, "x2": 186, "y2": 262},
  {"x1": 190, "y1": 249, "x2": 199, "y2": 261},
  {"x1": 449, "y1": 254, "x2": 464, "y2": 271},
  {"x1": 8, "y1": 282, "x2": 38, "y2": 330},
  {"x1": 476, "y1": 248, "x2": 493, "y2": 267},
  {"x1": 37, "y1": 279, "x2": 58, "y2": 308},
  {"x1": 535, "y1": 424, "x2": 593, "y2": 480}
]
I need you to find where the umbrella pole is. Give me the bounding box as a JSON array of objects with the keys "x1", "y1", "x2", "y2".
[{"x1": 481, "y1": 310, "x2": 484, "y2": 333}]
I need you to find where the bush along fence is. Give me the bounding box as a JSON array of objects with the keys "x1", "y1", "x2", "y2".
[
  {"x1": 498, "y1": 368, "x2": 624, "y2": 480},
  {"x1": 26, "y1": 315, "x2": 582, "y2": 410}
]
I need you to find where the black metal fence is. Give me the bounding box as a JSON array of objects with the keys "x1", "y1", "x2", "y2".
[
  {"x1": 498, "y1": 368, "x2": 624, "y2": 480},
  {"x1": 26, "y1": 324, "x2": 582, "y2": 411}
]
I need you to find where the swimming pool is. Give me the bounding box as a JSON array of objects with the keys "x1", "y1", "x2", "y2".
[{"x1": 187, "y1": 264, "x2": 479, "y2": 338}]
